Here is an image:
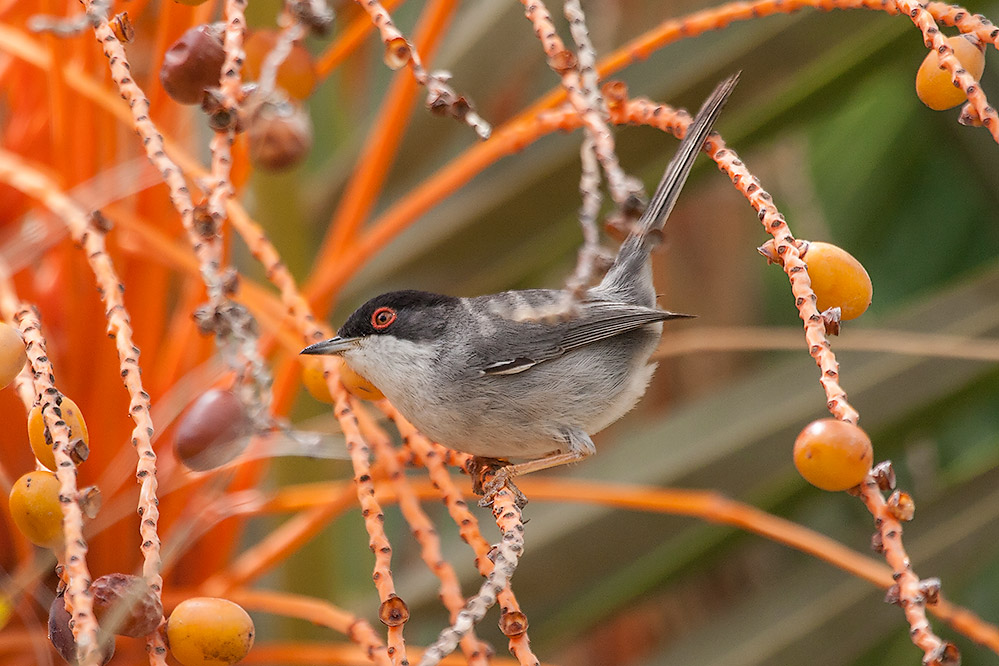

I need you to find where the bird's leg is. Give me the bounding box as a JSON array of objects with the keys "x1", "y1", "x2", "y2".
[
  {"x1": 467, "y1": 456, "x2": 511, "y2": 495},
  {"x1": 476, "y1": 430, "x2": 595, "y2": 508}
]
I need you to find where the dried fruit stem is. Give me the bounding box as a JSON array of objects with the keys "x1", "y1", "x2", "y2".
[
  {"x1": 928, "y1": 1, "x2": 999, "y2": 48},
  {"x1": 0, "y1": 149, "x2": 167, "y2": 664},
  {"x1": 257, "y1": 22, "x2": 305, "y2": 97},
  {"x1": 522, "y1": 0, "x2": 640, "y2": 207},
  {"x1": 563, "y1": 0, "x2": 614, "y2": 302},
  {"x1": 611, "y1": 95, "x2": 955, "y2": 662},
  {"x1": 14, "y1": 305, "x2": 101, "y2": 666},
  {"x1": 899, "y1": 0, "x2": 998, "y2": 141},
  {"x1": 417, "y1": 483, "x2": 528, "y2": 666},
  {"x1": 218, "y1": 587, "x2": 392, "y2": 665},
  {"x1": 332, "y1": 390, "x2": 402, "y2": 659},
  {"x1": 858, "y1": 479, "x2": 947, "y2": 663},
  {"x1": 353, "y1": 0, "x2": 490, "y2": 138},
  {"x1": 356, "y1": 406, "x2": 491, "y2": 666}
]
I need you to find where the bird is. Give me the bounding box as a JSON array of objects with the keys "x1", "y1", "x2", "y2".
[{"x1": 302, "y1": 73, "x2": 738, "y2": 505}]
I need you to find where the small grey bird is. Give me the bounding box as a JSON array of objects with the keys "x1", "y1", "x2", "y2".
[{"x1": 302, "y1": 74, "x2": 738, "y2": 503}]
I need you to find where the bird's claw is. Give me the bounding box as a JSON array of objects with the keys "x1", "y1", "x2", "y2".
[{"x1": 469, "y1": 457, "x2": 528, "y2": 509}]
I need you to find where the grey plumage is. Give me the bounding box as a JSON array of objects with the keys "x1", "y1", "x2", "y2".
[{"x1": 301, "y1": 73, "x2": 739, "y2": 462}]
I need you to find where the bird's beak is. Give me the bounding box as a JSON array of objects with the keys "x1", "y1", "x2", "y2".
[{"x1": 300, "y1": 336, "x2": 362, "y2": 356}]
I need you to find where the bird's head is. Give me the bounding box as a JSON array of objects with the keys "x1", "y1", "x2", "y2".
[{"x1": 300, "y1": 290, "x2": 458, "y2": 360}]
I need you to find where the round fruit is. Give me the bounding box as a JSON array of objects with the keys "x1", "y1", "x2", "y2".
[
  {"x1": 0, "y1": 321, "x2": 25, "y2": 389},
  {"x1": 243, "y1": 29, "x2": 317, "y2": 100},
  {"x1": 793, "y1": 418, "x2": 873, "y2": 491},
  {"x1": 91, "y1": 573, "x2": 163, "y2": 637},
  {"x1": 9, "y1": 471, "x2": 63, "y2": 549},
  {"x1": 801, "y1": 241, "x2": 872, "y2": 320},
  {"x1": 174, "y1": 389, "x2": 252, "y2": 471},
  {"x1": 247, "y1": 97, "x2": 313, "y2": 170},
  {"x1": 167, "y1": 597, "x2": 254, "y2": 666},
  {"x1": 301, "y1": 357, "x2": 335, "y2": 404},
  {"x1": 340, "y1": 362, "x2": 385, "y2": 402},
  {"x1": 160, "y1": 24, "x2": 226, "y2": 105},
  {"x1": 29, "y1": 395, "x2": 90, "y2": 471},
  {"x1": 48, "y1": 594, "x2": 116, "y2": 665},
  {"x1": 916, "y1": 34, "x2": 986, "y2": 111},
  {"x1": 173, "y1": 0, "x2": 211, "y2": 5},
  {"x1": 0, "y1": 594, "x2": 11, "y2": 630}
]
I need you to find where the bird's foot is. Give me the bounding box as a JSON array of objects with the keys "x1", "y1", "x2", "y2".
[{"x1": 469, "y1": 457, "x2": 528, "y2": 509}]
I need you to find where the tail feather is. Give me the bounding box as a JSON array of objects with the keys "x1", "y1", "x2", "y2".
[
  {"x1": 638, "y1": 72, "x2": 739, "y2": 241},
  {"x1": 599, "y1": 73, "x2": 739, "y2": 300}
]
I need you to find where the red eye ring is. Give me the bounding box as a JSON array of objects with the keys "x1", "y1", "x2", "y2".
[{"x1": 371, "y1": 307, "x2": 397, "y2": 330}]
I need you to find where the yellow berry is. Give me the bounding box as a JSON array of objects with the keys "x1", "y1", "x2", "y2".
[
  {"x1": 28, "y1": 396, "x2": 90, "y2": 471},
  {"x1": 9, "y1": 471, "x2": 64, "y2": 549},
  {"x1": 793, "y1": 418, "x2": 873, "y2": 491},
  {"x1": 802, "y1": 241, "x2": 873, "y2": 320},
  {"x1": 341, "y1": 362, "x2": 385, "y2": 402},
  {"x1": 0, "y1": 594, "x2": 11, "y2": 630},
  {"x1": 167, "y1": 597, "x2": 254, "y2": 666},
  {"x1": 916, "y1": 34, "x2": 986, "y2": 111},
  {"x1": 0, "y1": 322, "x2": 25, "y2": 389},
  {"x1": 301, "y1": 357, "x2": 335, "y2": 404}
]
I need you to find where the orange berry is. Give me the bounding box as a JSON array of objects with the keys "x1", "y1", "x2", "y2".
[
  {"x1": 802, "y1": 241, "x2": 872, "y2": 320},
  {"x1": 301, "y1": 357, "x2": 335, "y2": 404},
  {"x1": 28, "y1": 396, "x2": 89, "y2": 472},
  {"x1": 793, "y1": 419, "x2": 873, "y2": 491},
  {"x1": 9, "y1": 471, "x2": 64, "y2": 549},
  {"x1": 916, "y1": 34, "x2": 986, "y2": 111},
  {"x1": 341, "y1": 362, "x2": 385, "y2": 402},
  {"x1": 167, "y1": 597, "x2": 254, "y2": 666},
  {"x1": 243, "y1": 29, "x2": 317, "y2": 100},
  {"x1": 0, "y1": 322, "x2": 25, "y2": 389}
]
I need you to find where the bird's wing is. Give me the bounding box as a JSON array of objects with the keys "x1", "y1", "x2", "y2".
[
  {"x1": 478, "y1": 300, "x2": 686, "y2": 376},
  {"x1": 560, "y1": 302, "x2": 680, "y2": 352}
]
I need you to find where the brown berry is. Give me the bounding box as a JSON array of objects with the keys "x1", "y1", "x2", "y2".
[
  {"x1": 173, "y1": 389, "x2": 252, "y2": 471},
  {"x1": 91, "y1": 573, "x2": 163, "y2": 637},
  {"x1": 160, "y1": 24, "x2": 226, "y2": 105},
  {"x1": 247, "y1": 96, "x2": 312, "y2": 170},
  {"x1": 48, "y1": 595, "x2": 115, "y2": 665}
]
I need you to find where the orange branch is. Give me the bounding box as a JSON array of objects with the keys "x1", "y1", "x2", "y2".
[
  {"x1": 314, "y1": 0, "x2": 406, "y2": 79},
  {"x1": 305, "y1": 0, "x2": 460, "y2": 318}
]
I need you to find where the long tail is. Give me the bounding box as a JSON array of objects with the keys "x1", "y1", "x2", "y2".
[{"x1": 600, "y1": 72, "x2": 739, "y2": 298}]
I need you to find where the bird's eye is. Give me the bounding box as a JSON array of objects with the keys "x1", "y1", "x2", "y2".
[{"x1": 371, "y1": 307, "x2": 397, "y2": 330}]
